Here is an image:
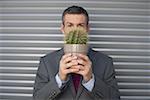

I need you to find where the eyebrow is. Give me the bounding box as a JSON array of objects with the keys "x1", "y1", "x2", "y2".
[
  {"x1": 66, "y1": 22, "x2": 86, "y2": 25},
  {"x1": 66, "y1": 22, "x2": 73, "y2": 24}
]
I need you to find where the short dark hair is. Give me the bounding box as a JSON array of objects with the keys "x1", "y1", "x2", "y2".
[{"x1": 62, "y1": 5, "x2": 89, "y2": 25}]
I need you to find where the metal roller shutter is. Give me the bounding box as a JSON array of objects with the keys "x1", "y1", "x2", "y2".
[{"x1": 0, "y1": 0, "x2": 150, "y2": 100}]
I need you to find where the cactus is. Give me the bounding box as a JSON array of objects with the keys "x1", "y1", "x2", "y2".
[{"x1": 65, "y1": 28, "x2": 88, "y2": 44}]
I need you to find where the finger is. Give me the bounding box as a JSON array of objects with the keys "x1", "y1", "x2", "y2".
[
  {"x1": 65, "y1": 61, "x2": 78, "y2": 69},
  {"x1": 77, "y1": 54, "x2": 89, "y2": 61},
  {"x1": 61, "y1": 53, "x2": 72, "y2": 61},
  {"x1": 65, "y1": 68, "x2": 80, "y2": 74},
  {"x1": 71, "y1": 65, "x2": 84, "y2": 70},
  {"x1": 63, "y1": 56, "x2": 72, "y2": 64},
  {"x1": 77, "y1": 58, "x2": 86, "y2": 66},
  {"x1": 63, "y1": 55, "x2": 78, "y2": 64},
  {"x1": 74, "y1": 70, "x2": 84, "y2": 75}
]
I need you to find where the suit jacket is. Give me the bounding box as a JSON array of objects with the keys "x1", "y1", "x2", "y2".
[{"x1": 33, "y1": 48, "x2": 120, "y2": 100}]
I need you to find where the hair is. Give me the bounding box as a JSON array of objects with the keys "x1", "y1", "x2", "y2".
[{"x1": 62, "y1": 5, "x2": 89, "y2": 25}]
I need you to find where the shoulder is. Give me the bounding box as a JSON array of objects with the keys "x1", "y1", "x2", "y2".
[
  {"x1": 89, "y1": 48, "x2": 112, "y2": 61},
  {"x1": 41, "y1": 48, "x2": 63, "y2": 61}
]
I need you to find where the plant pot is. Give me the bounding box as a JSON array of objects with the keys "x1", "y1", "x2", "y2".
[{"x1": 64, "y1": 44, "x2": 88, "y2": 55}]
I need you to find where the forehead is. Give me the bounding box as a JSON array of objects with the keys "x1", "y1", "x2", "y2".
[{"x1": 63, "y1": 14, "x2": 87, "y2": 24}]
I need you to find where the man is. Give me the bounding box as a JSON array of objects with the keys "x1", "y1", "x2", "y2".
[{"x1": 33, "y1": 6, "x2": 120, "y2": 100}]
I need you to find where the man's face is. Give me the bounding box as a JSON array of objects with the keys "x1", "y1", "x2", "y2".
[{"x1": 61, "y1": 14, "x2": 89, "y2": 35}]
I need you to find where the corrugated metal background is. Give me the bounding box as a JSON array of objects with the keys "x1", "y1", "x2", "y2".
[{"x1": 0, "y1": 0, "x2": 150, "y2": 100}]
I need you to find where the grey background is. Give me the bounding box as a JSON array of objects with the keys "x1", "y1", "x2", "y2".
[{"x1": 0, "y1": 0, "x2": 150, "y2": 100}]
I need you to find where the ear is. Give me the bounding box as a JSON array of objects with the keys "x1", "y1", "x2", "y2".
[
  {"x1": 87, "y1": 24, "x2": 90, "y2": 33},
  {"x1": 60, "y1": 24, "x2": 65, "y2": 34}
]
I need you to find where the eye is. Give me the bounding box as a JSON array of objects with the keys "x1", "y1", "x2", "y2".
[
  {"x1": 67, "y1": 24, "x2": 73, "y2": 27},
  {"x1": 78, "y1": 24, "x2": 85, "y2": 27}
]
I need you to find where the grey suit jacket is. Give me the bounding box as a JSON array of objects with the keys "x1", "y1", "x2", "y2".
[{"x1": 33, "y1": 48, "x2": 120, "y2": 100}]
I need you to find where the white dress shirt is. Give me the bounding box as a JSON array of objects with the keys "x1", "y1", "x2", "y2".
[{"x1": 55, "y1": 74, "x2": 95, "y2": 92}]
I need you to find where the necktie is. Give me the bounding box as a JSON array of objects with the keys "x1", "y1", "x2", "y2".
[{"x1": 72, "y1": 74, "x2": 81, "y2": 93}]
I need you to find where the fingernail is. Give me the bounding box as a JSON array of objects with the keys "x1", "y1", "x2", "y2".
[{"x1": 73, "y1": 56, "x2": 77, "y2": 59}]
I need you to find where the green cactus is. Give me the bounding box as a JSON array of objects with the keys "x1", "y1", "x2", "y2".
[{"x1": 65, "y1": 28, "x2": 88, "y2": 44}]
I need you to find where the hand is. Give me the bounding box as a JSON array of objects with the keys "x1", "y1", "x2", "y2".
[
  {"x1": 74, "y1": 54, "x2": 93, "y2": 82},
  {"x1": 58, "y1": 53, "x2": 80, "y2": 81}
]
